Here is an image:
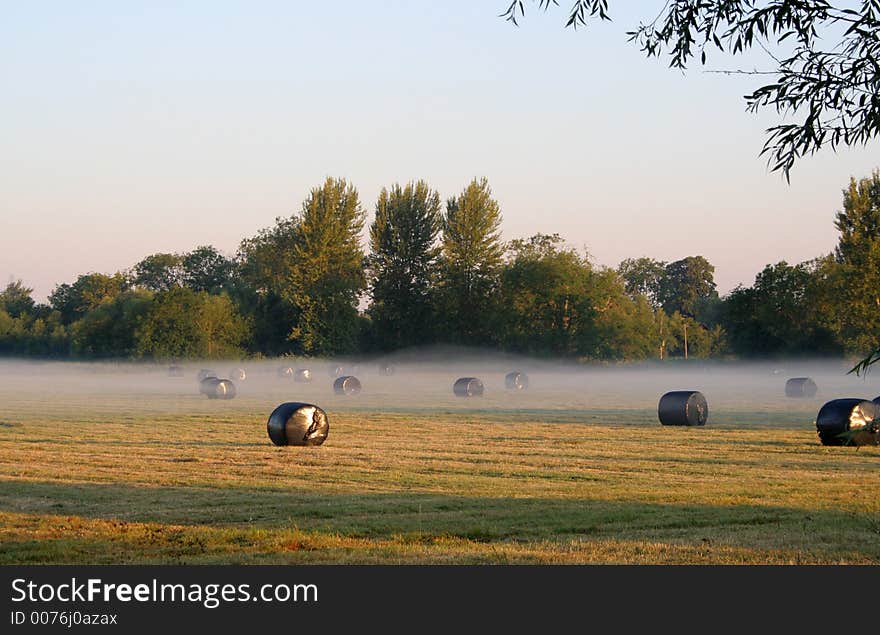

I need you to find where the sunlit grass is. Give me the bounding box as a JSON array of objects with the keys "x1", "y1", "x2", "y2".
[{"x1": 1, "y1": 369, "x2": 878, "y2": 564}]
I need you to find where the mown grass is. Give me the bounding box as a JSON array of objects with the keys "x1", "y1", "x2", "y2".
[{"x1": 0, "y1": 368, "x2": 878, "y2": 564}]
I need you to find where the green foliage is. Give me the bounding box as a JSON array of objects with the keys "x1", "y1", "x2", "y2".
[
  {"x1": 722, "y1": 259, "x2": 839, "y2": 356},
  {"x1": 134, "y1": 288, "x2": 249, "y2": 360},
  {"x1": 617, "y1": 257, "x2": 666, "y2": 308},
  {"x1": 237, "y1": 216, "x2": 301, "y2": 356},
  {"x1": 833, "y1": 171, "x2": 880, "y2": 363},
  {"x1": 367, "y1": 181, "x2": 443, "y2": 351},
  {"x1": 437, "y1": 177, "x2": 505, "y2": 344},
  {"x1": 71, "y1": 290, "x2": 153, "y2": 358},
  {"x1": 49, "y1": 272, "x2": 128, "y2": 324},
  {"x1": 500, "y1": 234, "x2": 595, "y2": 355},
  {"x1": 659, "y1": 256, "x2": 717, "y2": 319},
  {"x1": 132, "y1": 253, "x2": 183, "y2": 292},
  {"x1": 181, "y1": 245, "x2": 235, "y2": 294},
  {"x1": 286, "y1": 177, "x2": 366, "y2": 355},
  {"x1": 0, "y1": 280, "x2": 36, "y2": 319},
  {"x1": 500, "y1": 1, "x2": 880, "y2": 180}
]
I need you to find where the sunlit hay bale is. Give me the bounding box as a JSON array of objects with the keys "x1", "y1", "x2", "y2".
[
  {"x1": 267, "y1": 402, "x2": 329, "y2": 446},
  {"x1": 453, "y1": 377, "x2": 484, "y2": 398},
  {"x1": 377, "y1": 363, "x2": 396, "y2": 376},
  {"x1": 168, "y1": 364, "x2": 184, "y2": 378},
  {"x1": 327, "y1": 365, "x2": 345, "y2": 378},
  {"x1": 294, "y1": 368, "x2": 312, "y2": 383},
  {"x1": 229, "y1": 368, "x2": 246, "y2": 381},
  {"x1": 816, "y1": 398, "x2": 878, "y2": 446},
  {"x1": 199, "y1": 377, "x2": 236, "y2": 399},
  {"x1": 277, "y1": 366, "x2": 294, "y2": 379},
  {"x1": 658, "y1": 390, "x2": 708, "y2": 426},
  {"x1": 785, "y1": 377, "x2": 818, "y2": 398},
  {"x1": 197, "y1": 369, "x2": 217, "y2": 382},
  {"x1": 505, "y1": 371, "x2": 529, "y2": 391},
  {"x1": 333, "y1": 375, "x2": 362, "y2": 396}
]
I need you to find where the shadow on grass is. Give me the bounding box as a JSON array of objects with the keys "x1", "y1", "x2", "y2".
[{"x1": 1, "y1": 478, "x2": 877, "y2": 562}]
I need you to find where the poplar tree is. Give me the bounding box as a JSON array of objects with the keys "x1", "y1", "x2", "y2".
[
  {"x1": 437, "y1": 177, "x2": 504, "y2": 344},
  {"x1": 368, "y1": 181, "x2": 442, "y2": 351}
]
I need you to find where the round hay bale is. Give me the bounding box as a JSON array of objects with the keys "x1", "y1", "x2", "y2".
[
  {"x1": 505, "y1": 371, "x2": 529, "y2": 391},
  {"x1": 328, "y1": 365, "x2": 345, "y2": 378},
  {"x1": 197, "y1": 369, "x2": 217, "y2": 382},
  {"x1": 294, "y1": 368, "x2": 312, "y2": 383},
  {"x1": 453, "y1": 377, "x2": 484, "y2": 398},
  {"x1": 229, "y1": 368, "x2": 246, "y2": 381},
  {"x1": 199, "y1": 377, "x2": 236, "y2": 399},
  {"x1": 377, "y1": 363, "x2": 396, "y2": 376},
  {"x1": 277, "y1": 366, "x2": 294, "y2": 378},
  {"x1": 168, "y1": 365, "x2": 184, "y2": 378},
  {"x1": 658, "y1": 391, "x2": 708, "y2": 426},
  {"x1": 785, "y1": 377, "x2": 818, "y2": 398},
  {"x1": 816, "y1": 398, "x2": 879, "y2": 446},
  {"x1": 267, "y1": 402, "x2": 329, "y2": 446},
  {"x1": 333, "y1": 375, "x2": 362, "y2": 396}
]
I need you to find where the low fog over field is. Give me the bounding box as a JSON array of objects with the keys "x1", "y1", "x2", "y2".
[{"x1": 2, "y1": 349, "x2": 879, "y2": 430}]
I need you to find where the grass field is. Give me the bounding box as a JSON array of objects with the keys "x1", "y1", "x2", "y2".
[{"x1": 1, "y1": 360, "x2": 878, "y2": 564}]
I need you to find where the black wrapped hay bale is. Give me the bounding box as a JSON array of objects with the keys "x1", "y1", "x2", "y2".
[
  {"x1": 505, "y1": 371, "x2": 529, "y2": 391},
  {"x1": 197, "y1": 369, "x2": 217, "y2": 382},
  {"x1": 229, "y1": 368, "x2": 246, "y2": 381},
  {"x1": 168, "y1": 364, "x2": 183, "y2": 378},
  {"x1": 785, "y1": 377, "x2": 818, "y2": 398},
  {"x1": 294, "y1": 368, "x2": 312, "y2": 383},
  {"x1": 816, "y1": 398, "x2": 879, "y2": 446},
  {"x1": 199, "y1": 377, "x2": 236, "y2": 399},
  {"x1": 267, "y1": 402, "x2": 329, "y2": 446},
  {"x1": 333, "y1": 375, "x2": 362, "y2": 396},
  {"x1": 453, "y1": 377, "x2": 484, "y2": 398},
  {"x1": 658, "y1": 391, "x2": 708, "y2": 426},
  {"x1": 277, "y1": 366, "x2": 294, "y2": 378}
]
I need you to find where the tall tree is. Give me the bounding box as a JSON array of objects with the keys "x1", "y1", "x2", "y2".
[
  {"x1": 0, "y1": 280, "x2": 36, "y2": 319},
  {"x1": 500, "y1": 1, "x2": 880, "y2": 179},
  {"x1": 132, "y1": 253, "x2": 183, "y2": 292},
  {"x1": 367, "y1": 181, "x2": 443, "y2": 351},
  {"x1": 181, "y1": 245, "x2": 235, "y2": 294},
  {"x1": 659, "y1": 256, "x2": 717, "y2": 319},
  {"x1": 617, "y1": 257, "x2": 666, "y2": 307},
  {"x1": 287, "y1": 177, "x2": 366, "y2": 355},
  {"x1": 499, "y1": 234, "x2": 595, "y2": 355},
  {"x1": 237, "y1": 216, "x2": 301, "y2": 355},
  {"x1": 437, "y1": 177, "x2": 505, "y2": 344},
  {"x1": 832, "y1": 171, "x2": 880, "y2": 356}
]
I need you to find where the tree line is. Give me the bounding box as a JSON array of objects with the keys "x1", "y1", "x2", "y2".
[{"x1": 2, "y1": 171, "x2": 879, "y2": 362}]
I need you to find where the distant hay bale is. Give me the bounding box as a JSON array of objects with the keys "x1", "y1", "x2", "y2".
[
  {"x1": 328, "y1": 365, "x2": 345, "y2": 378},
  {"x1": 197, "y1": 369, "x2": 217, "y2": 382},
  {"x1": 785, "y1": 377, "x2": 818, "y2": 398},
  {"x1": 658, "y1": 391, "x2": 708, "y2": 426},
  {"x1": 294, "y1": 368, "x2": 312, "y2": 383},
  {"x1": 267, "y1": 402, "x2": 329, "y2": 446},
  {"x1": 168, "y1": 365, "x2": 184, "y2": 378},
  {"x1": 505, "y1": 371, "x2": 529, "y2": 391},
  {"x1": 333, "y1": 375, "x2": 362, "y2": 396},
  {"x1": 816, "y1": 398, "x2": 879, "y2": 446},
  {"x1": 378, "y1": 363, "x2": 396, "y2": 376},
  {"x1": 277, "y1": 366, "x2": 294, "y2": 378},
  {"x1": 453, "y1": 377, "x2": 484, "y2": 398},
  {"x1": 229, "y1": 368, "x2": 246, "y2": 381},
  {"x1": 199, "y1": 377, "x2": 236, "y2": 400}
]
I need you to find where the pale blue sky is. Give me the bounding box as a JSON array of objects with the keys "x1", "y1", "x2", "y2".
[{"x1": 2, "y1": 1, "x2": 877, "y2": 301}]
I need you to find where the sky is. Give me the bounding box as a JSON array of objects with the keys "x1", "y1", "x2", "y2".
[{"x1": 2, "y1": 1, "x2": 877, "y2": 302}]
